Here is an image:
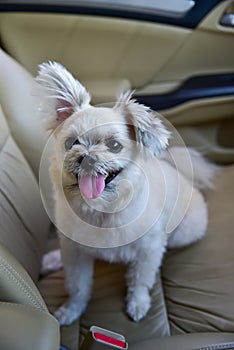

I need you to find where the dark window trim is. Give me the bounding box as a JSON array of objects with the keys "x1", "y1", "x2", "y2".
[
  {"x1": 136, "y1": 73, "x2": 234, "y2": 111},
  {"x1": 0, "y1": 0, "x2": 225, "y2": 29}
]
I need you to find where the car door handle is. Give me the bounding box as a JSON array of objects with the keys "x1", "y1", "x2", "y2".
[{"x1": 220, "y1": 13, "x2": 234, "y2": 27}]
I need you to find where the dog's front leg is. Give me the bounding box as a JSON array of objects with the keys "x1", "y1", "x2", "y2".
[
  {"x1": 54, "y1": 237, "x2": 94, "y2": 326},
  {"x1": 125, "y1": 250, "x2": 164, "y2": 322}
]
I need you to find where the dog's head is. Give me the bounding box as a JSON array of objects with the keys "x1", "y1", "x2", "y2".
[{"x1": 36, "y1": 62, "x2": 170, "y2": 199}]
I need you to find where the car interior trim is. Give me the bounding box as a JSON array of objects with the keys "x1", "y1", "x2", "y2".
[
  {"x1": 136, "y1": 73, "x2": 234, "y2": 110},
  {"x1": 0, "y1": 0, "x2": 225, "y2": 28}
]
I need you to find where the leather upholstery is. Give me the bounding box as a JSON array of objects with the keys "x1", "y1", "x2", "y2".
[
  {"x1": 163, "y1": 166, "x2": 234, "y2": 334},
  {"x1": 0, "y1": 48, "x2": 48, "y2": 177},
  {"x1": 0, "y1": 49, "x2": 60, "y2": 349},
  {"x1": 0, "y1": 302, "x2": 60, "y2": 350},
  {"x1": 0, "y1": 244, "x2": 47, "y2": 310},
  {"x1": 0, "y1": 49, "x2": 50, "y2": 281},
  {"x1": 130, "y1": 333, "x2": 234, "y2": 350}
]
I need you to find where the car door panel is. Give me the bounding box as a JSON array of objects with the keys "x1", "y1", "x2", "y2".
[
  {"x1": 0, "y1": 13, "x2": 190, "y2": 87},
  {"x1": 0, "y1": 0, "x2": 233, "y2": 162}
]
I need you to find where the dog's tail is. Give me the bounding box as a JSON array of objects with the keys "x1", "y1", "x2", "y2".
[{"x1": 162, "y1": 147, "x2": 219, "y2": 190}]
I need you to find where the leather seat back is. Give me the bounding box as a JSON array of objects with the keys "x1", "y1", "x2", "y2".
[{"x1": 0, "y1": 49, "x2": 50, "y2": 281}]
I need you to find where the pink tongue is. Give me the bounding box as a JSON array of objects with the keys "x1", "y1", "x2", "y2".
[{"x1": 79, "y1": 174, "x2": 105, "y2": 199}]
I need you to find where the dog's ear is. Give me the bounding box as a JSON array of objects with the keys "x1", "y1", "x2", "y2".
[
  {"x1": 115, "y1": 91, "x2": 171, "y2": 157},
  {"x1": 36, "y1": 62, "x2": 91, "y2": 130}
]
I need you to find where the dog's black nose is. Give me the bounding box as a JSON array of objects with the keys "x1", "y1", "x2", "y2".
[{"x1": 78, "y1": 154, "x2": 98, "y2": 171}]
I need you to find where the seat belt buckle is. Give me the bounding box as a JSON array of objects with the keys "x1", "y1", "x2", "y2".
[{"x1": 80, "y1": 325, "x2": 128, "y2": 350}]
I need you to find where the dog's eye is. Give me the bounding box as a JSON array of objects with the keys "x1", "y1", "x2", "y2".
[
  {"x1": 65, "y1": 137, "x2": 80, "y2": 151},
  {"x1": 106, "y1": 139, "x2": 123, "y2": 153}
]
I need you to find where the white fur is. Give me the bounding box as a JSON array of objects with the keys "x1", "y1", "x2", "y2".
[
  {"x1": 36, "y1": 61, "x2": 90, "y2": 130},
  {"x1": 41, "y1": 249, "x2": 62, "y2": 276},
  {"x1": 162, "y1": 147, "x2": 219, "y2": 190},
  {"x1": 37, "y1": 62, "x2": 217, "y2": 325}
]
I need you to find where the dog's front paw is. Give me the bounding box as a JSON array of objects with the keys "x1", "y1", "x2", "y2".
[
  {"x1": 54, "y1": 302, "x2": 83, "y2": 326},
  {"x1": 126, "y1": 287, "x2": 151, "y2": 322}
]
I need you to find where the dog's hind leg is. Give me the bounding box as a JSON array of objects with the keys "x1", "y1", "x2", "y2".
[
  {"x1": 167, "y1": 189, "x2": 208, "y2": 249},
  {"x1": 40, "y1": 249, "x2": 62, "y2": 276},
  {"x1": 54, "y1": 236, "x2": 94, "y2": 326}
]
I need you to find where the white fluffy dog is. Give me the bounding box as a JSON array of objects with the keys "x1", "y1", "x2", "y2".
[{"x1": 37, "y1": 62, "x2": 217, "y2": 325}]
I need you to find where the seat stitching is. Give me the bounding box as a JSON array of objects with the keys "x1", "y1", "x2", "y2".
[
  {"x1": 0, "y1": 134, "x2": 10, "y2": 155},
  {"x1": 0, "y1": 256, "x2": 47, "y2": 311}
]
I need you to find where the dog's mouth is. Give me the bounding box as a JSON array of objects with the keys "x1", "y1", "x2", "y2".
[{"x1": 77, "y1": 169, "x2": 122, "y2": 199}]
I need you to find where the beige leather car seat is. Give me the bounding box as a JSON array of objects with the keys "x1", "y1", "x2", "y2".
[
  {"x1": 0, "y1": 48, "x2": 60, "y2": 350},
  {"x1": 0, "y1": 244, "x2": 60, "y2": 350},
  {"x1": 1, "y1": 47, "x2": 234, "y2": 350}
]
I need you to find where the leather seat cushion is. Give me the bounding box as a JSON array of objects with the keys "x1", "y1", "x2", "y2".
[
  {"x1": 39, "y1": 261, "x2": 170, "y2": 350},
  {"x1": 163, "y1": 165, "x2": 234, "y2": 334}
]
